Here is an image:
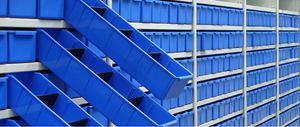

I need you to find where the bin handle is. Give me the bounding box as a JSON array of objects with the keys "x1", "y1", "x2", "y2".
[{"x1": 15, "y1": 31, "x2": 37, "y2": 36}]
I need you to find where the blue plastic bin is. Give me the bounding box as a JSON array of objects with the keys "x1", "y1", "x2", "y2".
[
  {"x1": 161, "y1": 33, "x2": 170, "y2": 52},
  {"x1": 212, "y1": 32, "x2": 219, "y2": 50},
  {"x1": 199, "y1": 107, "x2": 207, "y2": 124},
  {"x1": 177, "y1": 33, "x2": 185, "y2": 52},
  {"x1": 197, "y1": 32, "x2": 202, "y2": 51},
  {"x1": 186, "y1": 4, "x2": 193, "y2": 24},
  {"x1": 37, "y1": 0, "x2": 64, "y2": 19},
  {"x1": 0, "y1": 77, "x2": 7, "y2": 110},
  {"x1": 212, "y1": 56, "x2": 219, "y2": 74},
  {"x1": 224, "y1": 54, "x2": 230, "y2": 71},
  {"x1": 8, "y1": 31, "x2": 36, "y2": 63},
  {"x1": 197, "y1": 5, "x2": 206, "y2": 25},
  {"x1": 0, "y1": 31, "x2": 7, "y2": 64},
  {"x1": 187, "y1": 85, "x2": 193, "y2": 104},
  {"x1": 152, "y1": 0, "x2": 161, "y2": 23},
  {"x1": 198, "y1": 58, "x2": 206, "y2": 76},
  {"x1": 219, "y1": 8, "x2": 229, "y2": 25},
  {"x1": 224, "y1": 78, "x2": 230, "y2": 93},
  {"x1": 207, "y1": 105, "x2": 213, "y2": 121},
  {"x1": 0, "y1": 0, "x2": 7, "y2": 17},
  {"x1": 223, "y1": 33, "x2": 229, "y2": 49},
  {"x1": 170, "y1": 33, "x2": 178, "y2": 52},
  {"x1": 213, "y1": 80, "x2": 220, "y2": 97},
  {"x1": 219, "y1": 56, "x2": 225, "y2": 72},
  {"x1": 202, "y1": 32, "x2": 213, "y2": 50},
  {"x1": 207, "y1": 81, "x2": 213, "y2": 98},
  {"x1": 112, "y1": 0, "x2": 120, "y2": 14},
  {"x1": 200, "y1": 83, "x2": 207, "y2": 100},
  {"x1": 186, "y1": 32, "x2": 194, "y2": 51},
  {"x1": 238, "y1": 10, "x2": 244, "y2": 26},
  {"x1": 212, "y1": 7, "x2": 219, "y2": 25},
  {"x1": 206, "y1": 7, "x2": 213, "y2": 25},
  {"x1": 141, "y1": 0, "x2": 152, "y2": 22},
  {"x1": 229, "y1": 32, "x2": 236, "y2": 48},
  {"x1": 178, "y1": 3, "x2": 186, "y2": 24},
  {"x1": 161, "y1": 2, "x2": 169, "y2": 23},
  {"x1": 206, "y1": 57, "x2": 213, "y2": 74},
  {"x1": 229, "y1": 9, "x2": 235, "y2": 25},
  {"x1": 169, "y1": 2, "x2": 179, "y2": 24},
  {"x1": 9, "y1": 0, "x2": 36, "y2": 18},
  {"x1": 213, "y1": 103, "x2": 219, "y2": 120},
  {"x1": 219, "y1": 79, "x2": 225, "y2": 95}
]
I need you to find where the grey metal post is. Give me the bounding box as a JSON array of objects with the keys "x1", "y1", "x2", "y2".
[
  {"x1": 242, "y1": 0, "x2": 248, "y2": 126},
  {"x1": 192, "y1": 0, "x2": 198, "y2": 126},
  {"x1": 275, "y1": 0, "x2": 280, "y2": 126}
]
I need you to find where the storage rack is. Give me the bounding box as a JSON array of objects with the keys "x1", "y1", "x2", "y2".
[{"x1": 0, "y1": 0, "x2": 299, "y2": 126}]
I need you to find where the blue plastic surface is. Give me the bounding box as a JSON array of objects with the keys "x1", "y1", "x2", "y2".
[
  {"x1": 152, "y1": 0, "x2": 161, "y2": 23},
  {"x1": 0, "y1": 31, "x2": 7, "y2": 64},
  {"x1": 8, "y1": 31, "x2": 36, "y2": 63},
  {"x1": 0, "y1": 77, "x2": 7, "y2": 110},
  {"x1": 169, "y1": 2, "x2": 179, "y2": 24},
  {"x1": 8, "y1": 0, "x2": 36, "y2": 18},
  {"x1": 0, "y1": 0, "x2": 7, "y2": 17},
  {"x1": 141, "y1": 0, "x2": 152, "y2": 22},
  {"x1": 65, "y1": 0, "x2": 193, "y2": 100},
  {"x1": 132, "y1": 0, "x2": 142, "y2": 22},
  {"x1": 161, "y1": 2, "x2": 169, "y2": 23},
  {"x1": 37, "y1": 0, "x2": 64, "y2": 19}
]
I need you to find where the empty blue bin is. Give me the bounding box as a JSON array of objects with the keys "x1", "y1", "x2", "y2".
[
  {"x1": 177, "y1": 33, "x2": 186, "y2": 52},
  {"x1": 9, "y1": 0, "x2": 36, "y2": 18},
  {"x1": 219, "y1": 79, "x2": 225, "y2": 95},
  {"x1": 224, "y1": 33, "x2": 230, "y2": 49},
  {"x1": 212, "y1": 32, "x2": 219, "y2": 50},
  {"x1": 219, "y1": 8, "x2": 229, "y2": 25},
  {"x1": 37, "y1": 0, "x2": 64, "y2": 19},
  {"x1": 198, "y1": 58, "x2": 207, "y2": 76},
  {"x1": 202, "y1": 33, "x2": 213, "y2": 50},
  {"x1": 112, "y1": 0, "x2": 120, "y2": 14},
  {"x1": 152, "y1": 0, "x2": 161, "y2": 23},
  {"x1": 120, "y1": 0, "x2": 131, "y2": 20},
  {"x1": 199, "y1": 107, "x2": 207, "y2": 124},
  {"x1": 141, "y1": 0, "x2": 152, "y2": 22},
  {"x1": 169, "y1": 2, "x2": 179, "y2": 24},
  {"x1": 0, "y1": 77, "x2": 7, "y2": 110},
  {"x1": 161, "y1": 2, "x2": 169, "y2": 23},
  {"x1": 219, "y1": 56, "x2": 225, "y2": 72},
  {"x1": 212, "y1": 56, "x2": 219, "y2": 74},
  {"x1": 186, "y1": 4, "x2": 193, "y2": 24},
  {"x1": 219, "y1": 101, "x2": 225, "y2": 117},
  {"x1": 131, "y1": 0, "x2": 142, "y2": 22},
  {"x1": 170, "y1": 33, "x2": 178, "y2": 52},
  {"x1": 206, "y1": 7, "x2": 213, "y2": 25},
  {"x1": 186, "y1": 32, "x2": 194, "y2": 52},
  {"x1": 207, "y1": 81, "x2": 213, "y2": 98},
  {"x1": 0, "y1": 0, "x2": 7, "y2": 17},
  {"x1": 0, "y1": 31, "x2": 7, "y2": 64},
  {"x1": 178, "y1": 3, "x2": 186, "y2": 24},
  {"x1": 229, "y1": 9, "x2": 235, "y2": 25},
  {"x1": 213, "y1": 103, "x2": 219, "y2": 120},
  {"x1": 224, "y1": 78, "x2": 230, "y2": 93},
  {"x1": 213, "y1": 80, "x2": 220, "y2": 97},
  {"x1": 207, "y1": 105, "x2": 213, "y2": 121},
  {"x1": 229, "y1": 32, "x2": 236, "y2": 48},
  {"x1": 161, "y1": 33, "x2": 170, "y2": 52},
  {"x1": 224, "y1": 100, "x2": 230, "y2": 115},
  {"x1": 8, "y1": 31, "x2": 36, "y2": 63},
  {"x1": 197, "y1": 5, "x2": 206, "y2": 25},
  {"x1": 186, "y1": 85, "x2": 193, "y2": 104},
  {"x1": 238, "y1": 10, "x2": 244, "y2": 26},
  {"x1": 212, "y1": 7, "x2": 219, "y2": 25},
  {"x1": 206, "y1": 57, "x2": 213, "y2": 74}
]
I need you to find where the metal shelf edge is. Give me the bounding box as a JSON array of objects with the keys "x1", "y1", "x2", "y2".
[
  {"x1": 0, "y1": 18, "x2": 72, "y2": 28},
  {"x1": 192, "y1": 69, "x2": 243, "y2": 83},
  {"x1": 0, "y1": 62, "x2": 48, "y2": 74},
  {"x1": 279, "y1": 58, "x2": 300, "y2": 65},
  {"x1": 247, "y1": 45, "x2": 276, "y2": 51},
  {"x1": 246, "y1": 63, "x2": 276, "y2": 72},
  {"x1": 247, "y1": 97, "x2": 276, "y2": 111},
  {"x1": 129, "y1": 22, "x2": 192, "y2": 30},
  {"x1": 196, "y1": 0, "x2": 242, "y2": 9},
  {"x1": 246, "y1": 5, "x2": 276, "y2": 13},
  {"x1": 279, "y1": 72, "x2": 300, "y2": 81},
  {"x1": 247, "y1": 80, "x2": 277, "y2": 92},
  {"x1": 198, "y1": 110, "x2": 243, "y2": 127},
  {"x1": 279, "y1": 87, "x2": 300, "y2": 98},
  {"x1": 279, "y1": 43, "x2": 300, "y2": 48}
]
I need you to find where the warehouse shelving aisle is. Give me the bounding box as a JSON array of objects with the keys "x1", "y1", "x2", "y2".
[{"x1": 0, "y1": 0, "x2": 299, "y2": 126}]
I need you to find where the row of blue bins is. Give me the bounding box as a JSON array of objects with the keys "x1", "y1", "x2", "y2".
[
  {"x1": 279, "y1": 62, "x2": 300, "y2": 78},
  {"x1": 287, "y1": 119, "x2": 300, "y2": 127},
  {"x1": 279, "y1": 105, "x2": 300, "y2": 126},
  {"x1": 197, "y1": 74, "x2": 244, "y2": 101},
  {"x1": 247, "y1": 67, "x2": 277, "y2": 87},
  {"x1": 0, "y1": 0, "x2": 64, "y2": 19},
  {"x1": 215, "y1": 115, "x2": 245, "y2": 127},
  {"x1": 0, "y1": 30, "x2": 36, "y2": 64},
  {"x1": 247, "y1": 101, "x2": 277, "y2": 126},
  {"x1": 279, "y1": 14, "x2": 300, "y2": 27},
  {"x1": 197, "y1": 95, "x2": 244, "y2": 125},
  {"x1": 279, "y1": 32, "x2": 300, "y2": 44},
  {"x1": 279, "y1": 77, "x2": 299, "y2": 94},
  {"x1": 247, "y1": 11, "x2": 276, "y2": 27},
  {"x1": 279, "y1": 91, "x2": 300, "y2": 110},
  {"x1": 247, "y1": 49, "x2": 276, "y2": 67},
  {"x1": 197, "y1": 5, "x2": 243, "y2": 26},
  {"x1": 246, "y1": 32, "x2": 276, "y2": 47},
  {"x1": 257, "y1": 117, "x2": 278, "y2": 127},
  {"x1": 279, "y1": 47, "x2": 300, "y2": 61},
  {"x1": 175, "y1": 110, "x2": 194, "y2": 126},
  {"x1": 247, "y1": 84, "x2": 277, "y2": 106},
  {"x1": 113, "y1": 0, "x2": 193, "y2": 24},
  {"x1": 142, "y1": 32, "x2": 194, "y2": 53},
  {"x1": 147, "y1": 85, "x2": 193, "y2": 110},
  {"x1": 197, "y1": 32, "x2": 244, "y2": 51}
]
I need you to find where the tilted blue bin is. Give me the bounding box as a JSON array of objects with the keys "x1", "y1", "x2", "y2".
[
  {"x1": 8, "y1": 0, "x2": 36, "y2": 18},
  {"x1": 0, "y1": 0, "x2": 7, "y2": 17},
  {"x1": 0, "y1": 31, "x2": 8, "y2": 64},
  {"x1": 37, "y1": 0, "x2": 64, "y2": 19},
  {"x1": 8, "y1": 31, "x2": 36, "y2": 63}
]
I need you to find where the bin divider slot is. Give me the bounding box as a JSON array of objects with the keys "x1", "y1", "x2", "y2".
[
  {"x1": 148, "y1": 52, "x2": 161, "y2": 61},
  {"x1": 67, "y1": 49, "x2": 86, "y2": 60},
  {"x1": 96, "y1": 71, "x2": 114, "y2": 84},
  {"x1": 119, "y1": 29, "x2": 133, "y2": 38},
  {"x1": 128, "y1": 96, "x2": 144, "y2": 107},
  {"x1": 37, "y1": 93, "x2": 59, "y2": 109},
  {"x1": 68, "y1": 118, "x2": 90, "y2": 126},
  {"x1": 91, "y1": 7, "x2": 107, "y2": 16}
]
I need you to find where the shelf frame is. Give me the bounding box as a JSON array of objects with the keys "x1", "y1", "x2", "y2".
[
  {"x1": 279, "y1": 101, "x2": 300, "y2": 114},
  {"x1": 249, "y1": 113, "x2": 277, "y2": 127},
  {"x1": 246, "y1": 45, "x2": 276, "y2": 51},
  {"x1": 0, "y1": 18, "x2": 71, "y2": 28},
  {"x1": 246, "y1": 62, "x2": 276, "y2": 72},
  {"x1": 0, "y1": 62, "x2": 48, "y2": 74},
  {"x1": 247, "y1": 97, "x2": 276, "y2": 111},
  {"x1": 282, "y1": 115, "x2": 300, "y2": 127},
  {"x1": 198, "y1": 110, "x2": 243, "y2": 127}
]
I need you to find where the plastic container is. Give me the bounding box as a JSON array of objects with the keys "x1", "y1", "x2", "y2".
[
  {"x1": 219, "y1": 79, "x2": 225, "y2": 95},
  {"x1": 152, "y1": 0, "x2": 161, "y2": 23},
  {"x1": 206, "y1": 57, "x2": 213, "y2": 74},
  {"x1": 198, "y1": 58, "x2": 207, "y2": 76},
  {"x1": 213, "y1": 80, "x2": 220, "y2": 97},
  {"x1": 161, "y1": 33, "x2": 170, "y2": 52},
  {"x1": 0, "y1": 31, "x2": 7, "y2": 64},
  {"x1": 207, "y1": 81, "x2": 213, "y2": 98},
  {"x1": 212, "y1": 32, "x2": 219, "y2": 50},
  {"x1": 186, "y1": 4, "x2": 193, "y2": 24},
  {"x1": 238, "y1": 10, "x2": 244, "y2": 26},
  {"x1": 0, "y1": 0, "x2": 8, "y2": 17},
  {"x1": 201, "y1": 32, "x2": 213, "y2": 50},
  {"x1": 161, "y1": 2, "x2": 169, "y2": 23},
  {"x1": 8, "y1": 31, "x2": 37, "y2": 63},
  {"x1": 37, "y1": 0, "x2": 64, "y2": 19},
  {"x1": 186, "y1": 32, "x2": 194, "y2": 52},
  {"x1": 212, "y1": 56, "x2": 219, "y2": 74},
  {"x1": 141, "y1": 0, "x2": 152, "y2": 22},
  {"x1": 0, "y1": 77, "x2": 7, "y2": 110},
  {"x1": 170, "y1": 33, "x2": 178, "y2": 52},
  {"x1": 219, "y1": 56, "x2": 225, "y2": 72},
  {"x1": 197, "y1": 5, "x2": 206, "y2": 25},
  {"x1": 206, "y1": 7, "x2": 213, "y2": 25},
  {"x1": 8, "y1": 0, "x2": 36, "y2": 18},
  {"x1": 178, "y1": 3, "x2": 186, "y2": 24},
  {"x1": 212, "y1": 7, "x2": 219, "y2": 25},
  {"x1": 213, "y1": 103, "x2": 219, "y2": 120},
  {"x1": 169, "y1": 2, "x2": 179, "y2": 24},
  {"x1": 207, "y1": 105, "x2": 213, "y2": 121}
]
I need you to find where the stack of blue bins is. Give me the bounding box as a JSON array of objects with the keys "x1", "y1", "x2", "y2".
[
  {"x1": 0, "y1": 119, "x2": 22, "y2": 126},
  {"x1": 279, "y1": 47, "x2": 300, "y2": 61},
  {"x1": 197, "y1": 32, "x2": 244, "y2": 51},
  {"x1": 247, "y1": 10, "x2": 276, "y2": 27},
  {"x1": 197, "y1": 5, "x2": 244, "y2": 26},
  {"x1": 279, "y1": 105, "x2": 300, "y2": 126},
  {"x1": 247, "y1": 49, "x2": 276, "y2": 67},
  {"x1": 247, "y1": 32, "x2": 277, "y2": 47},
  {"x1": 279, "y1": 91, "x2": 300, "y2": 110},
  {"x1": 113, "y1": 0, "x2": 193, "y2": 24},
  {"x1": 0, "y1": 31, "x2": 36, "y2": 64},
  {"x1": 279, "y1": 77, "x2": 299, "y2": 94},
  {"x1": 286, "y1": 119, "x2": 300, "y2": 127},
  {"x1": 174, "y1": 110, "x2": 194, "y2": 126},
  {"x1": 279, "y1": 14, "x2": 300, "y2": 27},
  {"x1": 279, "y1": 62, "x2": 300, "y2": 78},
  {"x1": 279, "y1": 32, "x2": 300, "y2": 44},
  {"x1": 197, "y1": 95, "x2": 244, "y2": 125},
  {"x1": 247, "y1": 84, "x2": 277, "y2": 106},
  {"x1": 247, "y1": 67, "x2": 277, "y2": 87},
  {"x1": 197, "y1": 74, "x2": 244, "y2": 101},
  {"x1": 247, "y1": 101, "x2": 277, "y2": 126},
  {"x1": 142, "y1": 32, "x2": 194, "y2": 53},
  {"x1": 148, "y1": 85, "x2": 194, "y2": 110},
  {"x1": 215, "y1": 115, "x2": 245, "y2": 127},
  {"x1": 257, "y1": 117, "x2": 278, "y2": 127},
  {"x1": 0, "y1": 0, "x2": 64, "y2": 19}
]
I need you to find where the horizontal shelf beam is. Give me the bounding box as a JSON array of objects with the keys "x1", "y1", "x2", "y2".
[
  {"x1": 0, "y1": 62, "x2": 48, "y2": 74},
  {"x1": 199, "y1": 110, "x2": 243, "y2": 127},
  {"x1": 196, "y1": 0, "x2": 242, "y2": 9},
  {"x1": 282, "y1": 115, "x2": 300, "y2": 127},
  {"x1": 279, "y1": 27, "x2": 300, "y2": 31},
  {"x1": 279, "y1": 87, "x2": 300, "y2": 98},
  {"x1": 168, "y1": 48, "x2": 242, "y2": 58},
  {"x1": 279, "y1": 101, "x2": 300, "y2": 114},
  {"x1": 246, "y1": 63, "x2": 276, "y2": 72},
  {"x1": 279, "y1": 58, "x2": 300, "y2": 65},
  {"x1": 249, "y1": 114, "x2": 277, "y2": 127},
  {"x1": 246, "y1": 5, "x2": 276, "y2": 13},
  {"x1": 279, "y1": 72, "x2": 300, "y2": 81},
  {"x1": 279, "y1": 43, "x2": 300, "y2": 48},
  {"x1": 197, "y1": 25, "x2": 243, "y2": 30},
  {"x1": 169, "y1": 90, "x2": 243, "y2": 114},
  {"x1": 247, "y1": 80, "x2": 277, "y2": 91},
  {"x1": 279, "y1": 9, "x2": 300, "y2": 16},
  {"x1": 191, "y1": 69, "x2": 243, "y2": 83},
  {"x1": 247, "y1": 45, "x2": 276, "y2": 51},
  {"x1": 0, "y1": 18, "x2": 72, "y2": 28},
  {"x1": 246, "y1": 27, "x2": 276, "y2": 31},
  {"x1": 247, "y1": 97, "x2": 276, "y2": 111},
  {"x1": 129, "y1": 23, "x2": 192, "y2": 30}
]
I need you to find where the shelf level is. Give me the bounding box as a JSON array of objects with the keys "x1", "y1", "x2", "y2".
[
  {"x1": 198, "y1": 110, "x2": 243, "y2": 127},
  {"x1": 0, "y1": 62, "x2": 48, "y2": 74},
  {"x1": 247, "y1": 97, "x2": 276, "y2": 111},
  {"x1": 282, "y1": 115, "x2": 300, "y2": 127},
  {"x1": 190, "y1": 69, "x2": 243, "y2": 83},
  {"x1": 247, "y1": 45, "x2": 276, "y2": 51},
  {"x1": 279, "y1": 27, "x2": 300, "y2": 31},
  {"x1": 246, "y1": 5, "x2": 276, "y2": 13},
  {"x1": 279, "y1": 101, "x2": 300, "y2": 114},
  {"x1": 279, "y1": 72, "x2": 300, "y2": 81},
  {"x1": 169, "y1": 48, "x2": 242, "y2": 58},
  {"x1": 197, "y1": 25, "x2": 243, "y2": 30},
  {"x1": 279, "y1": 9, "x2": 300, "y2": 16},
  {"x1": 246, "y1": 62, "x2": 276, "y2": 72},
  {"x1": 247, "y1": 80, "x2": 276, "y2": 92},
  {"x1": 129, "y1": 22, "x2": 192, "y2": 30},
  {"x1": 0, "y1": 18, "x2": 71, "y2": 28},
  {"x1": 246, "y1": 27, "x2": 276, "y2": 31},
  {"x1": 279, "y1": 87, "x2": 300, "y2": 98},
  {"x1": 249, "y1": 114, "x2": 277, "y2": 127},
  {"x1": 279, "y1": 43, "x2": 299, "y2": 48},
  {"x1": 279, "y1": 58, "x2": 300, "y2": 65}
]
